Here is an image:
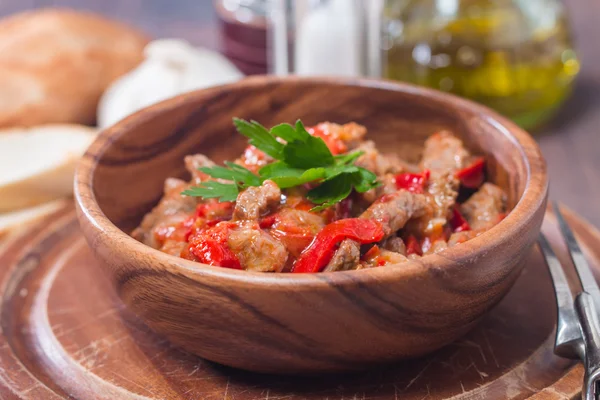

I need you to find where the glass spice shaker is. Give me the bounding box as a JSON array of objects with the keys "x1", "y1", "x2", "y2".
[
  {"x1": 382, "y1": 0, "x2": 580, "y2": 130},
  {"x1": 268, "y1": 0, "x2": 383, "y2": 77}
]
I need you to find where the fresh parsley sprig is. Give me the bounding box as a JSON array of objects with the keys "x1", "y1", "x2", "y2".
[
  {"x1": 182, "y1": 181, "x2": 240, "y2": 202},
  {"x1": 181, "y1": 161, "x2": 261, "y2": 202},
  {"x1": 183, "y1": 119, "x2": 380, "y2": 210}
]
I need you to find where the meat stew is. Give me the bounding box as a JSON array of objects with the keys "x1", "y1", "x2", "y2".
[{"x1": 132, "y1": 120, "x2": 507, "y2": 273}]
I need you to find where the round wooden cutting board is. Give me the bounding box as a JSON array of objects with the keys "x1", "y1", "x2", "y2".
[{"x1": 0, "y1": 205, "x2": 595, "y2": 399}]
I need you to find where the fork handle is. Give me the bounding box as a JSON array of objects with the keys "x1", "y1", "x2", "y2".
[{"x1": 575, "y1": 292, "x2": 600, "y2": 400}]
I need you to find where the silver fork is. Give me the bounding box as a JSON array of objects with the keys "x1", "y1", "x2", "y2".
[{"x1": 539, "y1": 202, "x2": 600, "y2": 400}]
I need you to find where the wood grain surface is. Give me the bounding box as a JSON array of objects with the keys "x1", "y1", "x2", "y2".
[
  {"x1": 0, "y1": 0, "x2": 596, "y2": 224},
  {"x1": 74, "y1": 76, "x2": 547, "y2": 373},
  {"x1": 1, "y1": 204, "x2": 596, "y2": 399}
]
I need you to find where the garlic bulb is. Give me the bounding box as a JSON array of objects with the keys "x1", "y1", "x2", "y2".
[{"x1": 97, "y1": 39, "x2": 244, "y2": 129}]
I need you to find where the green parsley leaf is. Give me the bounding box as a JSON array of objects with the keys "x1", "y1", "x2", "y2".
[
  {"x1": 257, "y1": 160, "x2": 295, "y2": 177},
  {"x1": 182, "y1": 181, "x2": 239, "y2": 202},
  {"x1": 283, "y1": 139, "x2": 333, "y2": 168},
  {"x1": 351, "y1": 167, "x2": 380, "y2": 193},
  {"x1": 323, "y1": 164, "x2": 358, "y2": 180},
  {"x1": 223, "y1": 162, "x2": 263, "y2": 187},
  {"x1": 198, "y1": 165, "x2": 239, "y2": 181},
  {"x1": 259, "y1": 161, "x2": 327, "y2": 188},
  {"x1": 334, "y1": 150, "x2": 364, "y2": 165},
  {"x1": 308, "y1": 174, "x2": 353, "y2": 212},
  {"x1": 281, "y1": 121, "x2": 334, "y2": 168},
  {"x1": 276, "y1": 171, "x2": 327, "y2": 189},
  {"x1": 233, "y1": 118, "x2": 284, "y2": 159},
  {"x1": 270, "y1": 123, "x2": 305, "y2": 143},
  {"x1": 199, "y1": 162, "x2": 262, "y2": 188}
]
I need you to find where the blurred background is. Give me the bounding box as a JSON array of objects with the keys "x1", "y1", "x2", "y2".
[{"x1": 0, "y1": 0, "x2": 598, "y2": 230}]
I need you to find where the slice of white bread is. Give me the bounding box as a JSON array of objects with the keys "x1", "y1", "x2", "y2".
[
  {"x1": 0, "y1": 124, "x2": 96, "y2": 212},
  {"x1": 0, "y1": 198, "x2": 68, "y2": 239}
]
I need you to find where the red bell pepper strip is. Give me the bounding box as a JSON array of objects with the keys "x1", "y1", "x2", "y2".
[
  {"x1": 259, "y1": 214, "x2": 278, "y2": 229},
  {"x1": 405, "y1": 235, "x2": 422, "y2": 256},
  {"x1": 182, "y1": 201, "x2": 235, "y2": 242},
  {"x1": 292, "y1": 218, "x2": 385, "y2": 273},
  {"x1": 450, "y1": 206, "x2": 471, "y2": 232},
  {"x1": 188, "y1": 222, "x2": 242, "y2": 270},
  {"x1": 456, "y1": 157, "x2": 485, "y2": 189},
  {"x1": 182, "y1": 215, "x2": 198, "y2": 242},
  {"x1": 394, "y1": 170, "x2": 431, "y2": 194}
]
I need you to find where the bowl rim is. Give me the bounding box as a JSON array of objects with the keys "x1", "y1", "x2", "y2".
[{"x1": 75, "y1": 75, "x2": 548, "y2": 287}]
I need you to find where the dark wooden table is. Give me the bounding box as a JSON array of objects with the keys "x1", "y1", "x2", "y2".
[{"x1": 2, "y1": 0, "x2": 598, "y2": 227}]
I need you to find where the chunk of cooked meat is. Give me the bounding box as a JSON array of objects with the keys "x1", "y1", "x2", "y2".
[
  {"x1": 354, "y1": 141, "x2": 410, "y2": 177},
  {"x1": 359, "y1": 173, "x2": 397, "y2": 205},
  {"x1": 427, "y1": 172, "x2": 460, "y2": 217},
  {"x1": 361, "y1": 190, "x2": 431, "y2": 237},
  {"x1": 380, "y1": 235, "x2": 406, "y2": 255},
  {"x1": 409, "y1": 171, "x2": 460, "y2": 236},
  {"x1": 272, "y1": 208, "x2": 326, "y2": 231},
  {"x1": 233, "y1": 180, "x2": 281, "y2": 221},
  {"x1": 322, "y1": 190, "x2": 425, "y2": 271},
  {"x1": 323, "y1": 239, "x2": 361, "y2": 272},
  {"x1": 235, "y1": 145, "x2": 273, "y2": 174},
  {"x1": 413, "y1": 132, "x2": 472, "y2": 235},
  {"x1": 336, "y1": 122, "x2": 367, "y2": 146},
  {"x1": 227, "y1": 222, "x2": 288, "y2": 272},
  {"x1": 420, "y1": 131, "x2": 471, "y2": 175},
  {"x1": 460, "y1": 183, "x2": 506, "y2": 230},
  {"x1": 185, "y1": 154, "x2": 217, "y2": 184},
  {"x1": 381, "y1": 174, "x2": 400, "y2": 193},
  {"x1": 132, "y1": 178, "x2": 197, "y2": 248},
  {"x1": 315, "y1": 122, "x2": 367, "y2": 150},
  {"x1": 334, "y1": 191, "x2": 431, "y2": 268}
]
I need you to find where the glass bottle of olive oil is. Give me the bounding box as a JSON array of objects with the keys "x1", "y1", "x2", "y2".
[{"x1": 383, "y1": 0, "x2": 580, "y2": 130}]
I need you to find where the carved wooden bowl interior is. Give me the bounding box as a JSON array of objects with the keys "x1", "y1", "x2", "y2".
[{"x1": 75, "y1": 76, "x2": 548, "y2": 374}]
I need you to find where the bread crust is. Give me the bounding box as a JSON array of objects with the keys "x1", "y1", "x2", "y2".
[{"x1": 0, "y1": 9, "x2": 149, "y2": 127}]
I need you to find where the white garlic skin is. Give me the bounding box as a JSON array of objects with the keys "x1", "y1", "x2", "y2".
[{"x1": 98, "y1": 39, "x2": 244, "y2": 129}]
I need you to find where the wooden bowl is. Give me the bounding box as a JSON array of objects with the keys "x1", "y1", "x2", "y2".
[{"x1": 75, "y1": 76, "x2": 548, "y2": 374}]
